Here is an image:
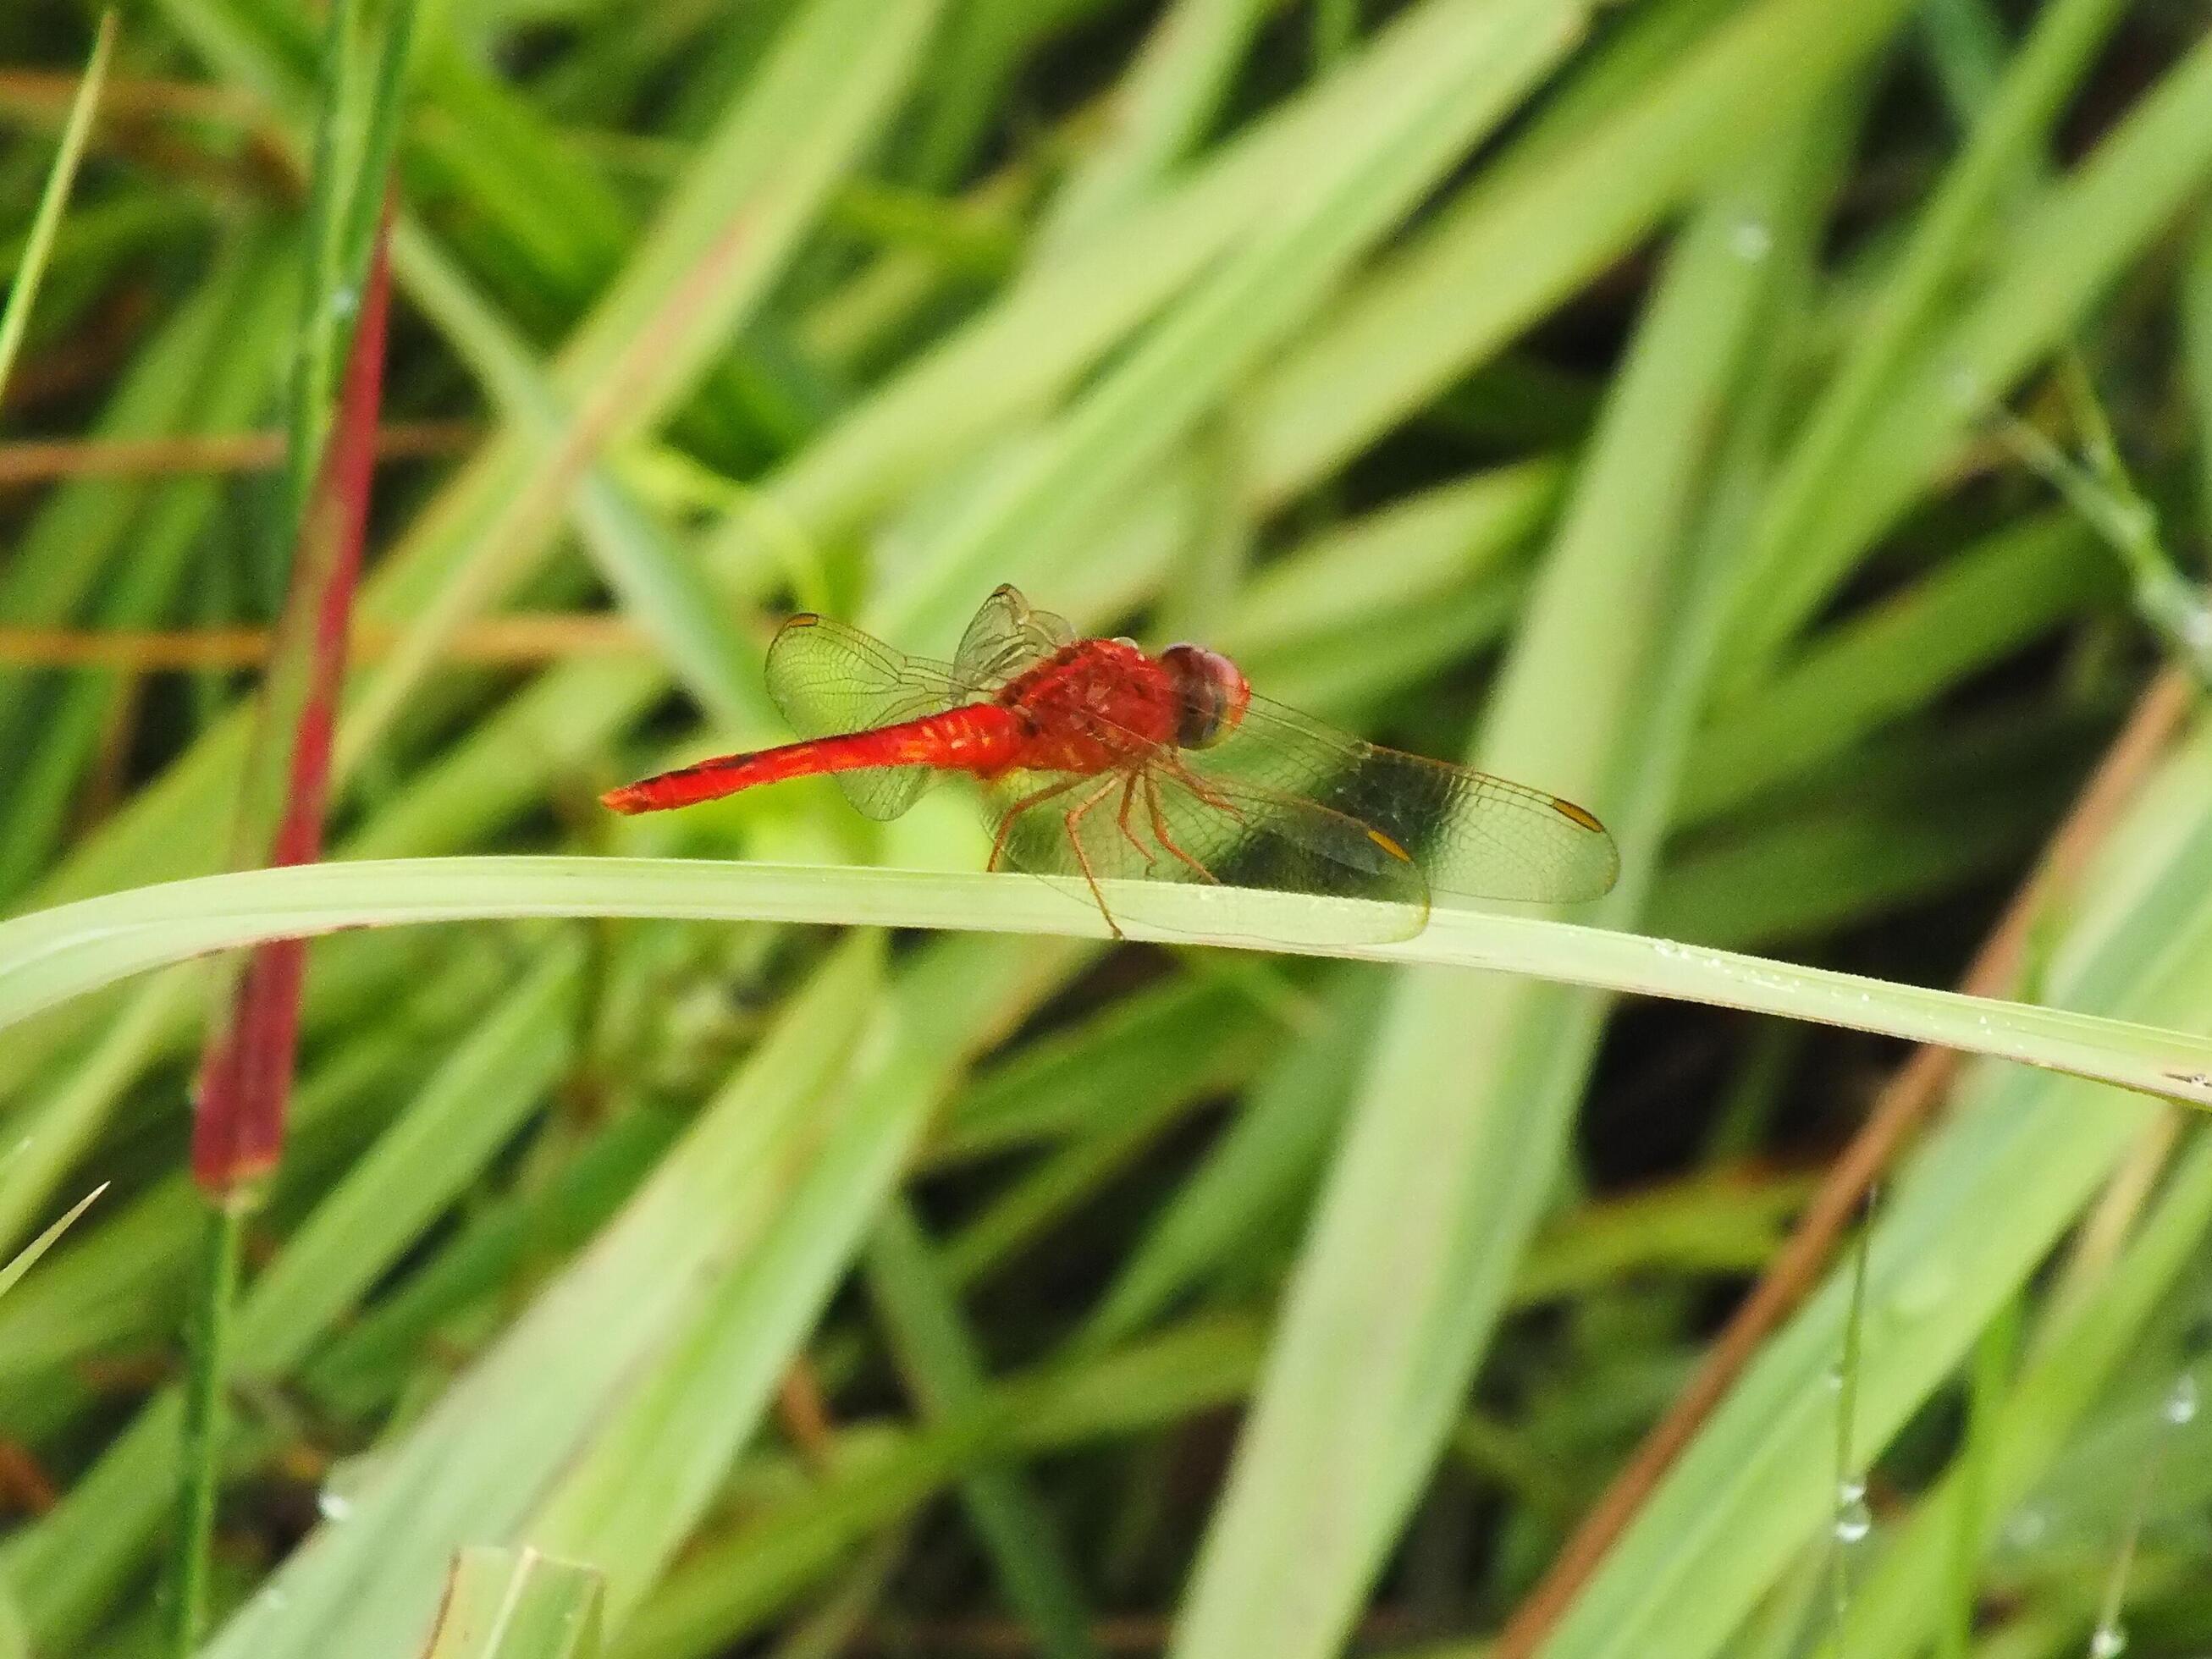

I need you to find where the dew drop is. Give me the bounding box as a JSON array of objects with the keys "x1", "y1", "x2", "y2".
[
  {"x1": 328, "y1": 287, "x2": 359, "y2": 320},
  {"x1": 1834, "y1": 1488, "x2": 1873, "y2": 1544},
  {"x1": 1945, "y1": 363, "x2": 1986, "y2": 411},
  {"x1": 2089, "y1": 1622, "x2": 2126, "y2": 1658},
  {"x1": 317, "y1": 1487, "x2": 353, "y2": 1523},
  {"x1": 2165, "y1": 1372, "x2": 2198, "y2": 1426},
  {"x1": 1823, "y1": 1364, "x2": 1845, "y2": 1392},
  {"x1": 1729, "y1": 220, "x2": 1773, "y2": 262},
  {"x1": 2005, "y1": 1506, "x2": 2047, "y2": 1547}
]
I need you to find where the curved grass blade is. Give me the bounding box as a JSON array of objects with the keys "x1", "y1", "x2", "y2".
[{"x1": 1, "y1": 857, "x2": 2210, "y2": 1112}]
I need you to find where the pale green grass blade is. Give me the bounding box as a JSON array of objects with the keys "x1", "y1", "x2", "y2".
[
  {"x1": 350, "y1": 0, "x2": 948, "y2": 756},
  {"x1": 0, "y1": 948, "x2": 576, "y2": 1649},
  {"x1": 1218, "y1": 460, "x2": 1563, "y2": 663},
  {"x1": 1729, "y1": 29, "x2": 2212, "y2": 668},
  {"x1": 697, "y1": 0, "x2": 1591, "y2": 593},
  {"x1": 0, "y1": 1183, "x2": 106, "y2": 1308},
  {"x1": 385, "y1": 222, "x2": 765, "y2": 733},
  {"x1": 617, "y1": 1317, "x2": 1271, "y2": 1659},
  {"x1": 0, "y1": 242, "x2": 296, "y2": 897},
  {"x1": 0, "y1": 13, "x2": 113, "y2": 405},
  {"x1": 931, "y1": 971, "x2": 1282, "y2": 1164},
  {"x1": 865, "y1": 1202, "x2": 1099, "y2": 1659},
  {"x1": 874, "y1": 0, "x2": 1585, "y2": 645},
  {"x1": 1035, "y1": 0, "x2": 1275, "y2": 254},
  {"x1": 1081, "y1": 969, "x2": 1380, "y2": 1350},
  {"x1": 1685, "y1": 512, "x2": 2112, "y2": 823},
  {"x1": 1718, "y1": 0, "x2": 2132, "y2": 680},
  {"x1": 1541, "y1": 739, "x2": 2212, "y2": 1655},
  {"x1": 1835, "y1": 1128, "x2": 2212, "y2": 1656},
  {"x1": 422, "y1": 1548, "x2": 604, "y2": 1659},
  {"x1": 190, "y1": 937, "x2": 879, "y2": 1658},
  {"x1": 3, "y1": 854, "x2": 2211, "y2": 1111},
  {"x1": 1165, "y1": 123, "x2": 1838, "y2": 1659},
  {"x1": 516, "y1": 934, "x2": 1064, "y2": 1629},
  {"x1": 1244, "y1": 0, "x2": 1914, "y2": 502}
]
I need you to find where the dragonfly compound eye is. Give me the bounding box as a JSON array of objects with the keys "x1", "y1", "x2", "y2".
[{"x1": 1160, "y1": 644, "x2": 1251, "y2": 750}]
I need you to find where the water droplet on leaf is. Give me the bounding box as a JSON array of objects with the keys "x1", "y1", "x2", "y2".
[
  {"x1": 1834, "y1": 1494, "x2": 1872, "y2": 1543},
  {"x1": 2165, "y1": 1373, "x2": 2198, "y2": 1425}
]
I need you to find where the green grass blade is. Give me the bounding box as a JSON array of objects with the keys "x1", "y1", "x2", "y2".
[
  {"x1": 0, "y1": 1183, "x2": 106, "y2": 1307},
  {"x1": 349, "y1": 0, "x2": 949, "y2": 758},
  {"x1": 1081, "y1": 969, "x2": 1380, "y2": 1350},
  {"x1": 874, "y1": 0, "x2": 1585, "y2": 646},
  {"x1": 865, "y1": 1202, "x2": 1100, "y2": 1659},
  {"x1": 422, "y1": 1548, "x2": 604, "y2": 1659},
  {"x1": 1685, "y1": 511, "x2": 2114, "y2": 824},
  {"x1": 192, "y1": 936, "x2": 880, "y2": 1657},
  {"x1": 0, "y1": 12, "x2": 113, "y2": 407},
  {"x1": 517, "y1": 934, "x2": 1064, "y2": 1629},
  {"x1": 1718, "y1": 0, "x2": 2132, "y2": 681},
  {"x1": 1035, "y1": 0, "x2": 1275, "y2": 254},
  {"x1": 1541, "y1": 741, "x2": 2212, "y2": 1655},
  {"x1": 3, "y1": 855, "x2": 2211, "y2": 1113},
  {"x1": 1731, "y1": 28, "x2": 2212, "y2": 670},
  {"x1": 1165, "y1": 120, "x2": 1840, "y2": 1659},
  {"x1": 1244, "y1": 0, "x2": 1913, "y2": 502}
]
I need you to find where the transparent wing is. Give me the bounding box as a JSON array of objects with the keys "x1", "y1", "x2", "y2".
[
  {"x1": 1189, "y1": 695, "x2": 1619, "y2": 904},
  {"x1": 981, "y1": 752, "x2": 1431, "y2": 944},
  {"x1": 764, "y1": 613, "x2": 969, "y2": 820},
  {"x1": 953, "y1": 583, "x2": 1077, "y2": 688}
]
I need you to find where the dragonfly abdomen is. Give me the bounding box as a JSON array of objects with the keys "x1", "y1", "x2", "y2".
[{"x1": 601, "y1": 705, "x2": 1023, "y2": 814}]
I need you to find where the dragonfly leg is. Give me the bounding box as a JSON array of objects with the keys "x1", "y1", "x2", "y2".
[
  {"x1": 986, "y1": 775, "x2": 1084, "y2": 872},
  {"x1": 1144, "y1": 770, "x2": 1220, "y2": 883},
  {"x1": 1062, "y1": 776, "x2": 1124, "y2": 938},
  {"x1": 1160, "y1": 754, "x2": 1242, "y2": 819},
  {"x1": 1114, "y1": 771, "x2": 1157, "y2": 868}
]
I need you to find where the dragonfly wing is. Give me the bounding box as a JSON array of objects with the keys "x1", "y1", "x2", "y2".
[
  {"x1": 764, "y1": 613, "x2": 967, "y2": 821},
  {"x1": 954, "y1": 584, "x2": 1078, "y2": 687},
  {"x1": 1194, "y1": 696, "x2": 1619, "y2": 904},
  {"x1": 982, "y1": 752, "x2": 1431, "y2": 944}
]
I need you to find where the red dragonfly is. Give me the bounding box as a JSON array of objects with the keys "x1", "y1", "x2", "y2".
[{"x1": 603, "y1": 586, "x2": 1617, "y2": 940}]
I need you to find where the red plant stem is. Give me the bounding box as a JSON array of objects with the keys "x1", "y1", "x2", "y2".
[{"x1": 190, "y1": 207, "x2": 393, "y2": 1199}]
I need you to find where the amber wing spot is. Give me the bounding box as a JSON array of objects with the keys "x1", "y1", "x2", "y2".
[
  {"x1": 1367, "y1": 828, "x2": 1414, "y2": 863},
  {"x1": 1550, "y1": 798, "x2": 1606, "y2": 833},
  {"x1": 784, "y1": 614, "x2": 822, "y2": 631}
]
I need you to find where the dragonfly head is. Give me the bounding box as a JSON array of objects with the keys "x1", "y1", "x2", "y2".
[{"x1": 1160, "y1": 644, "x2": 1251, "y2": 750}]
